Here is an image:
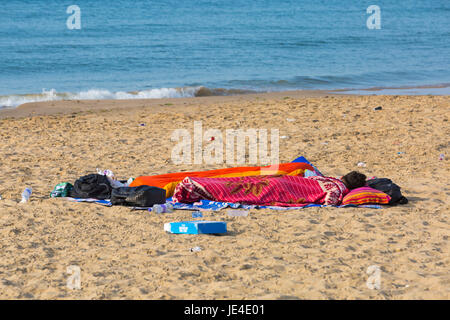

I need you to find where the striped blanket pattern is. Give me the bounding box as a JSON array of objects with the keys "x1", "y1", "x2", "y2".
[{"x1": 173, "y1": 175, "x2": 348, "y2": 206}]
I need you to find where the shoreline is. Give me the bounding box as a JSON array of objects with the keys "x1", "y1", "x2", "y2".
[
  {"x1": 0, "y1": 89, "x2": 338, "y2": 119},
  {"x1": 1, "y1": 83, "x2": 449, "y2": 119}
]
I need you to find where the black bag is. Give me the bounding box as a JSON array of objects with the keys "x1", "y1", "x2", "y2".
[
  {"x1": 69, "y1": 174, "x2": 112, "y2": 200},
  {"x1": 110, "y1": 186, "x2": 166, "y2": 207},
  {"x1": 366, "y1": 178, "x2": 408, "y2": 205}
]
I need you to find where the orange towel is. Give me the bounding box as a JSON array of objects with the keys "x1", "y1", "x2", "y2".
[{"x1": 130, "y1": 162, "x2": 314, "y2": 197}]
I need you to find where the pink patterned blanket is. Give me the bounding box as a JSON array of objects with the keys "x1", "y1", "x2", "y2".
[{"x1": 173, "y1": 175, "x2": 349, "y2": 206}]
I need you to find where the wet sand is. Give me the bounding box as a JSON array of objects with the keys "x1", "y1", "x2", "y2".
[{"x1": 0, "y1": 91, "x2": 448, "y2": 299}]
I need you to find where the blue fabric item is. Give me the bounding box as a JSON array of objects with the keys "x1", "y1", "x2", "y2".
[
  {"x1": 292, "y1": 156, "x2": 310, "y2": 164},
  {"x1": 64, "y1": 196, "x2": 382, "y2": 211}
]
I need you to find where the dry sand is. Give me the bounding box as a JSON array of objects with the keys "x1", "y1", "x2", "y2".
[{"x1": 0, "y1": 91, "x2": 448, "y2": 299}]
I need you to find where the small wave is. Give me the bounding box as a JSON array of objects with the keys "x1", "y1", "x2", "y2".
[
  {"x1": 0, "y1": 86, "x2": 261, "y2": 109},
  {"x1": 0, "y1": 87, "x2": 197, "y2": 109}
]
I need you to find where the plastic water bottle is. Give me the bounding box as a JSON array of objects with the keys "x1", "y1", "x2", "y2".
[
  {"x1": 152, "y1": 203, "x2": 173, "y2": 214},
  {"x1": 20, "y1": 187, "x2": 32, "y2": 203}
]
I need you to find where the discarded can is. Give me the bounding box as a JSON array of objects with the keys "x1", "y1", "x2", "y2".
[
  {"x1": 190, "y1": 246, "x2": 202, "y2": 252},
  {"x1": 439, "y1": 154, "x2": 445, "y2": 161}
]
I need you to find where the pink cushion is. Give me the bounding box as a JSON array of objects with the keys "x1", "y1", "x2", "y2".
[{"x1": 342, "y1": 186, "x2": 391, "y2": 205}]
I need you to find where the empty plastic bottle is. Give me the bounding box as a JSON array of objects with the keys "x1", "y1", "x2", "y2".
[
  {"x1": 20, "y1": 187, "x2": 32, "y2": 203},
  {"x1": 152, "y1": 203, "x2": 174, "y2": 214}
]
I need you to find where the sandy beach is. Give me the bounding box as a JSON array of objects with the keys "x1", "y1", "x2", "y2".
[{"x1": 0, "y1": 91, "x2": 448, "y2": 299}]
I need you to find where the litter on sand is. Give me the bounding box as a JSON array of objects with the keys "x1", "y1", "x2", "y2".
[
  {"x1": 357, "y1": 162, "x2": 367, "y2": 167},
  {"x1": 151, "y1": 203, "x2": 174, "y2": 213},
  {"x1": 192, "y1": 211, "x2": 203, "y2": 218},
  {"x1": 20, "y1": 187, "x2": 32, "y2": 203}
]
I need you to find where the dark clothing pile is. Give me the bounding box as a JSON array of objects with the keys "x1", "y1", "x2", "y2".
[
  {"x1": 69, "y1": 174, "x2": 165, "y2": 207},
  {"x1": 367, "y1": 178, "x2": 408, "y2": 205}
]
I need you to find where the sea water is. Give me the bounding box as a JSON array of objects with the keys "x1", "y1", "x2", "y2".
[{"x1": 0, "y1": 0, "x2": 449, "y2": 108}]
